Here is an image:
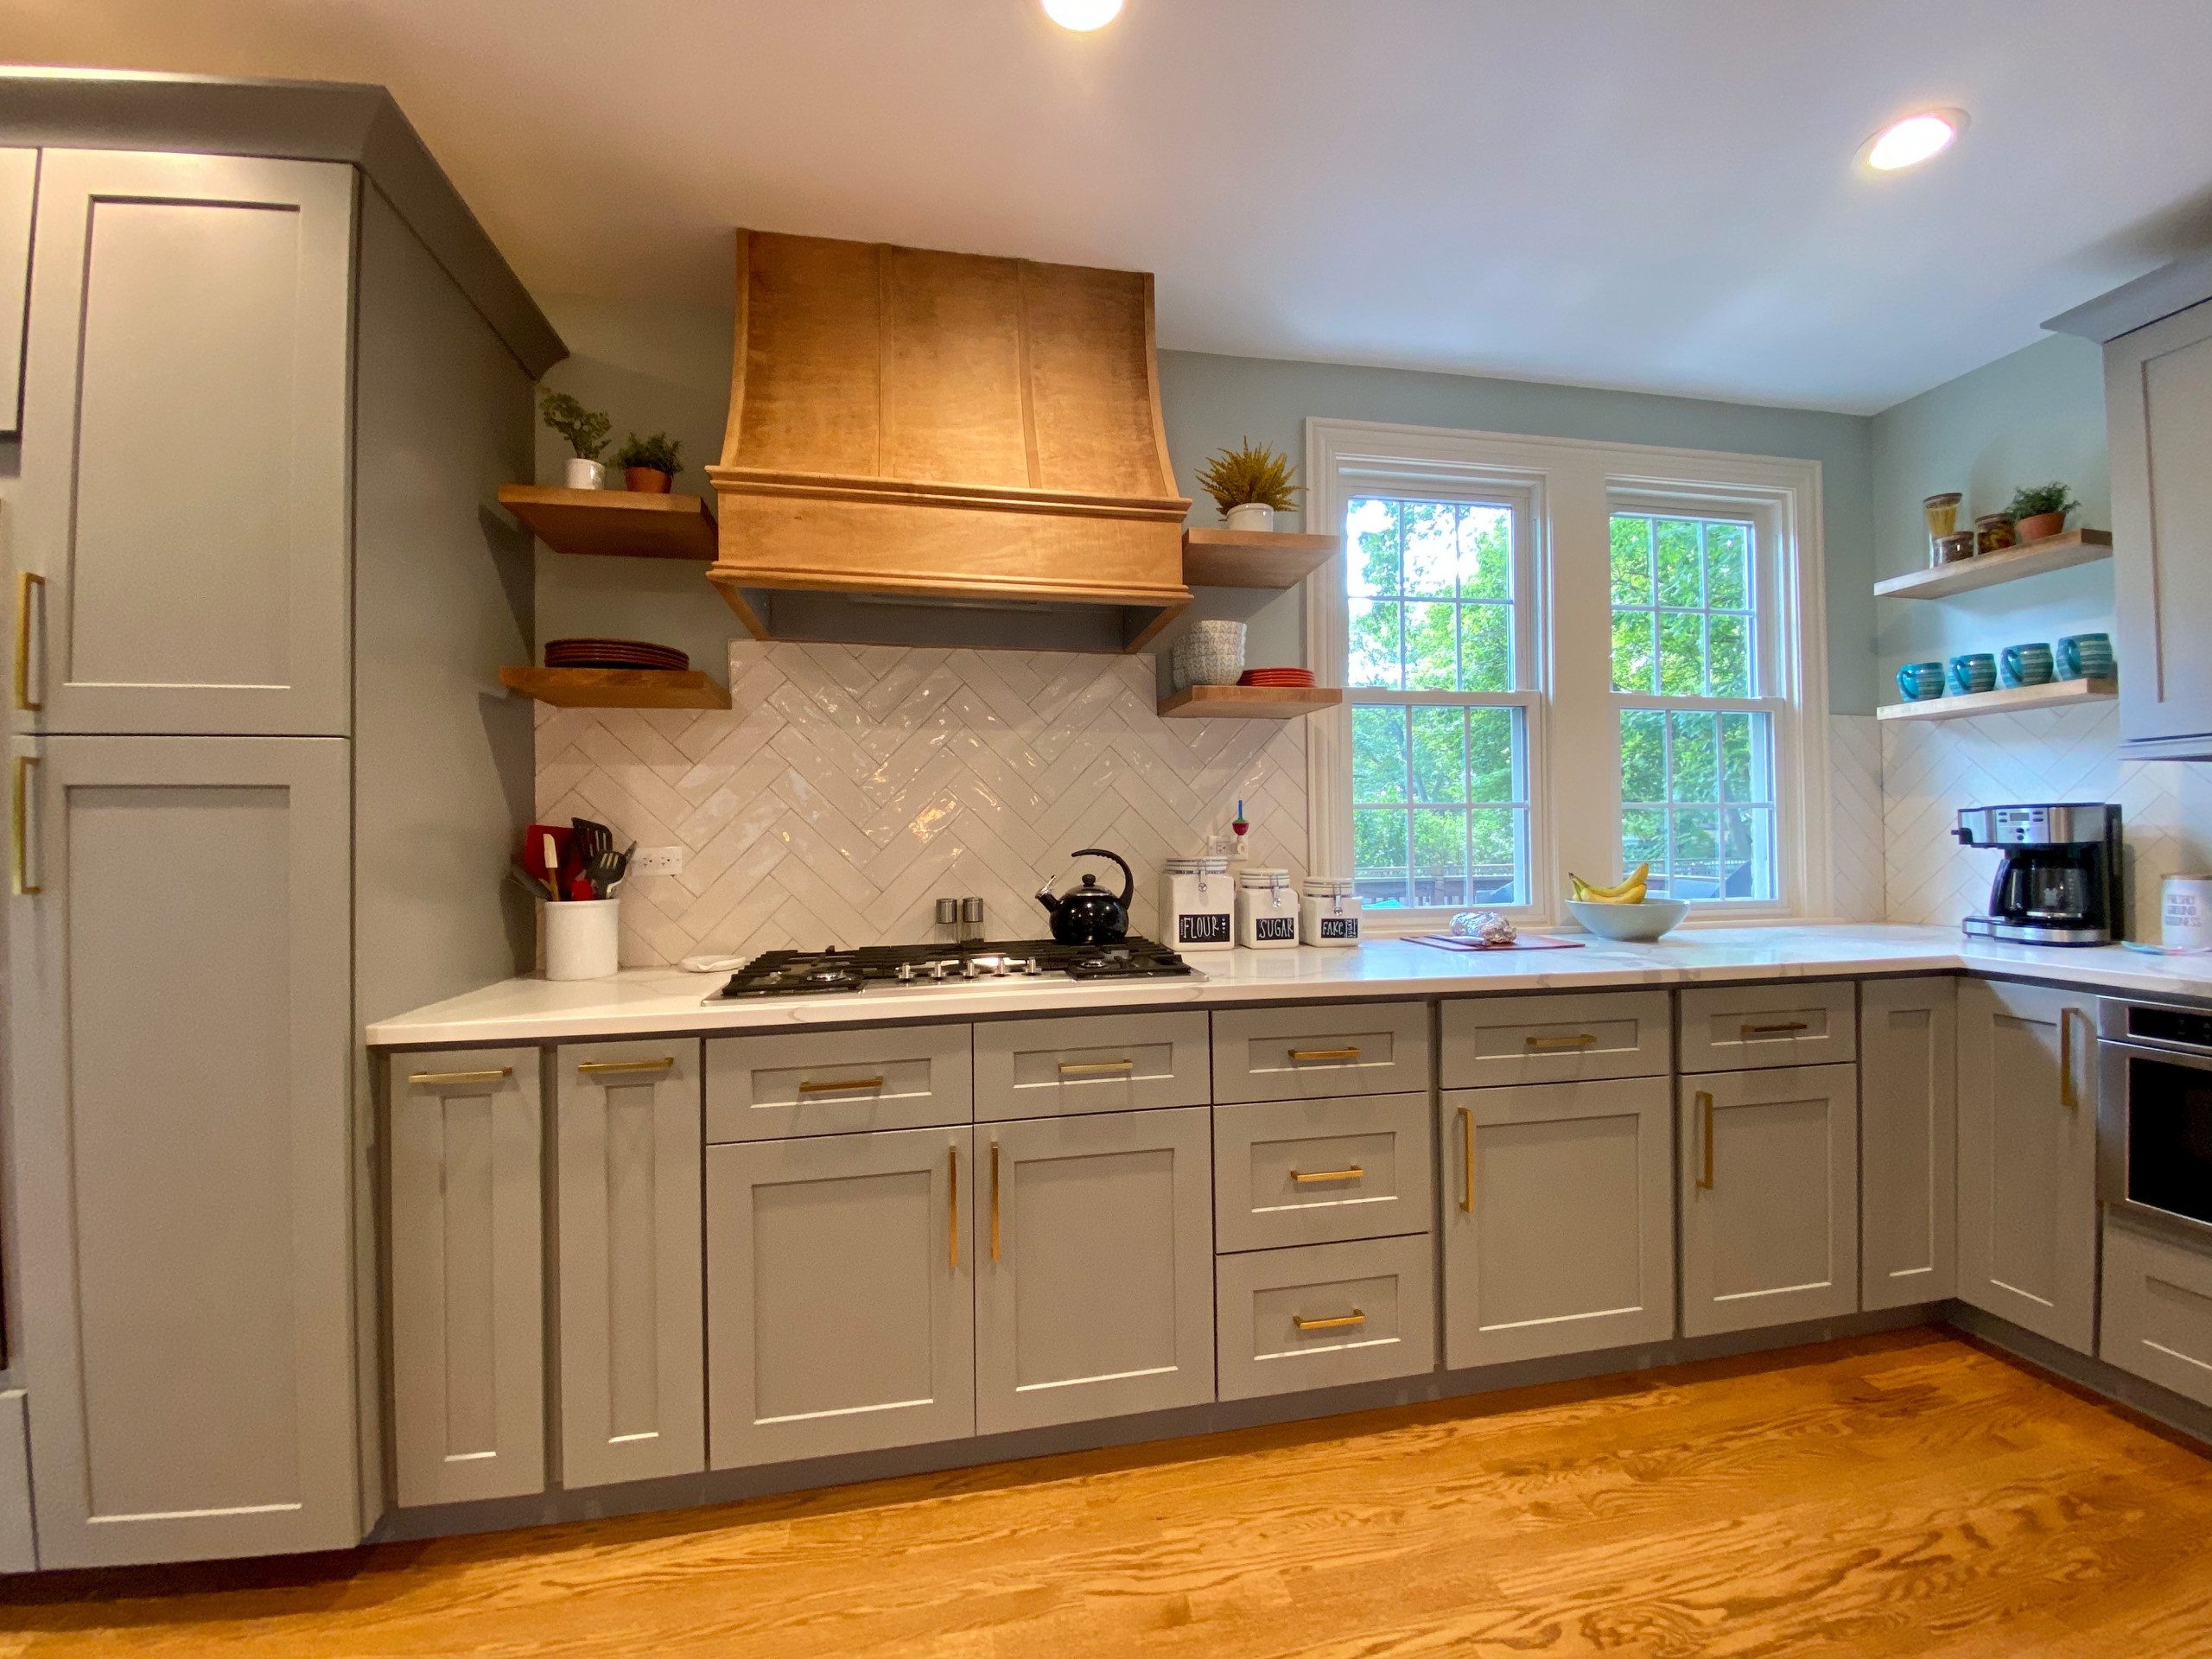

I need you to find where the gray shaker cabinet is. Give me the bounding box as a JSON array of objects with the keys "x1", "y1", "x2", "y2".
[
  {"x1": 0, "y1": 149, "x2": 34, "y2": 435},
  {"x1": 389, "y1": 1048, "x2": 546, "y2": 1510},
  {"x1": 976, "y1": 1108, "x2": 1215, "y2": 1433},
  {"x1": 553, "y1": 1041, "x2": 705, "y2": 1490},
  {"x1": 1859, "y1": 977, "x2": 1957, "y2": 1311},
  {"x1": 10, "y1": 736, "x2": 360, "y2": 1565},
  {"x1": 708, "y1": 1125, "x2": 975, "y2": 1470},
  {"x1": 1680, "y1": 1064, "x2": 1860, "y2": 1338},
  {"x1": 15, "y1": 149, "x2": 353, "y2": 737},
  {"x1": 1956, "y1": 979, "x2": 2101, "y2": 1353},
  {"x1": 1440, "y1": 1078, "x2": 1675, "y2": 1368}
]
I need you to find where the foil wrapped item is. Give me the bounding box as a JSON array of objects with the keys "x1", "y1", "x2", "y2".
[{"x1": 1448, "y1": 910, "x2": 1517, "y2": 945}]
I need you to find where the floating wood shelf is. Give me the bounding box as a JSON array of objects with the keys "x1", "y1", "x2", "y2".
[
  {"x1": 1873, "y1": 529, "x2": 2112, "y2": 601},
  {"x1": 498, "y1": 486, "x2": 718, "y2": 562},
  {"x1": 1181, "y1": 528, "x2": 1343, "y2": 589},
  {"x1": 499, "y1": 666, "x2": 731, "y2": 710},
  {"x1": 1876, "y1": 677, "x2": 2116, "y2": 723},
  {"x1": 1157, "y1": 685, "x2": 1344, "y2": 720}
]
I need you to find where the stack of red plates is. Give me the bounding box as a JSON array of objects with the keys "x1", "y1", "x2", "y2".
[
  {"x1": 544, "y1": 638, "x2": 690, "y2": 671},
  {"x1": 1237, "y1": 667, "x2": 1316, "y2": 688}
]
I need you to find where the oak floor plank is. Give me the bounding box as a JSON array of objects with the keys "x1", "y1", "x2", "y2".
[{"x1": 0, "y1": 1330, "x2": 2204, "y2": 1657}]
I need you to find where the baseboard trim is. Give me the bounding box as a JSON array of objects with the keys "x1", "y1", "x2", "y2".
[{"x1": 1940, "y1": 1301, "x2": 2212, "y2": 1451}]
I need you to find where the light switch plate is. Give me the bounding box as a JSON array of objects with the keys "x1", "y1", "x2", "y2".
[{"x1": 631, "y1": 846, "x2": 683, "y2": 876}]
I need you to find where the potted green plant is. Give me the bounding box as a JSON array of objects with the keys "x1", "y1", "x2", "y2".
[
  {"x1": 613, "y1": 431, "x2": 684, "y2": 494},
  {"x1": 1195, "y1": 438, "x2": 1301, "y2": 532},
  {"x1": 2005, "y1": 481, "x2": 2080, "y2": 544},
  {"x1": 540, "y1": 391, "x2": 613, "y2": 489}
]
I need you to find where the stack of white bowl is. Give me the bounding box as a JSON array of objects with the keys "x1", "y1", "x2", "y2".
[{"x1": 1171, "y1": 620, "x2": 1246, "y2": 690}]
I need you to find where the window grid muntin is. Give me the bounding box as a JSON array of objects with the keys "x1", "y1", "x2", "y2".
[
  {"x1": 1351, "y1": 702, "x2": 1530, "y2": 910},
  {"x1": 1609, "y1": 512, "x2": 1758, "y2": 698},
  {"x1": 1348, "y1": 497, "x2": 1516, "y2": 694},
  {"x1": 1618, "y1": 707, "x2": 1778, "y2": 902}
]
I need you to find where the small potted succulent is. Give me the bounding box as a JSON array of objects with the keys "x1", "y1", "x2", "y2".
[
  {"x1": 1195, "y1": 438, "x2": 1301, "y2": 532},
  {"x1": 541, "y1": 391, "x2": 612, "y2": 489},
  {"x1": 2005, "y1": 481, "x2": 2080, "y2": 545},
  {"x1": 613, "y1": 431, "x2": 684, "y2": 494}
]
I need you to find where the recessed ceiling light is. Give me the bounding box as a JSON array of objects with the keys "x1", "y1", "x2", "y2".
[
  {"x1": 1864, "y1": 109, "x2": 1967, "y2": 172},
  {"x1": 1042, "y1": 0, "x2": 1122, "y2": 30}
]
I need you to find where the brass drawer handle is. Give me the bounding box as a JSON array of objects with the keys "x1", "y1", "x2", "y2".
[
  {"x1": 799, "y1": 1076, "x2": 887, "y2": 1094},
  {"x1": 1293, "y1": 1310, "x2": 1366, "y2": 1332},
  {"x1": 1288, "y1": 1046, "x2": 1362, "y2": 1063},
  {"x1": 1058, "y1": 1058, "x2": 1135, "y2": 1076},
  {"x1": 948, "y1": 1144, "x2": 958, "y2": 1268},
  {"x1": 576, "y1": 1057, "x2": 675, "y2": 1075},
  {"x1": 2059, "y1": 1007, "x2": 2083, "y2": 1110},
  {"x1": 1525, "y1": 1033, "x2": 1599, "y2": 1051},
  {"x1": 1459, "y1": 1105, "x2": 1474, "y2": 1214},
  {"x1": 14, "y1": 573, "x2": 42, "y2": 713},
  {"x1": 1696, "y1": 1091, "x2": 1715, "y2": 1189},
  {"x1": 12, "y1": 755, "x2": 37, "y2": 896},
  {"x1": 410, "y1": 1067, "x2": 513, "y2": 1086},
  {"x1": 989, "y1": 1141, "x2": 1001, "y2": 1262},
  {"x1": 1291, "y1": 1166, "x2": 1363, "y2": 1185},
  {"x1": 1740, "y1": 1020, "x2": 1810, "y2": 1037}
]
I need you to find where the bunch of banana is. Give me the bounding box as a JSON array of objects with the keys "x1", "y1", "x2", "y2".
[{"x1": 1569, "y1": 863, "x2": 1651, "y2": 905}]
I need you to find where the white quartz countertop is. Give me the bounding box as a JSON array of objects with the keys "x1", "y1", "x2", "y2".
[{"x1": 365, "y1": 925, "x2": 2212, "y2": 1047}]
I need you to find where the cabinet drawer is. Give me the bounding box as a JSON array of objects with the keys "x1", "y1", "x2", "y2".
[
  {"x1": 975, "y1": 1010, "x2": 1210, "y2": 1121},
  {"x1": 1212, "y1": 1003, "x2": 1430, "y2": 1104},
  {"x1": 1440, "y1": 990, "x2": 1671, "y2": 1088},
  {"x1": 706, "y1": 1025, "x2": 972, "y2": 1141},
  {"x1": 1213, "y1": 1092, "x2": 1432, "y2": 1252},
  {"x1": 2101, "y1": 1218, "x2": 2212, "y2": 1410},
  {"x1": 1216, "y1": 1236, "x2": 1436, "y2": 1402},
  {"x1": 1678, "y1": 982, "x2": 1857, "y2": 1073}
]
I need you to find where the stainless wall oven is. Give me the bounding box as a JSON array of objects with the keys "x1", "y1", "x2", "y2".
[{"x1": 2099, "y1": 998, "x2": 2212, "y2": 1241}]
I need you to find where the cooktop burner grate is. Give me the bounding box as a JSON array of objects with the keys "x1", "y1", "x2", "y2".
[{"x1": 710, "y1": 938, "x2": 1197, "y2": 999}]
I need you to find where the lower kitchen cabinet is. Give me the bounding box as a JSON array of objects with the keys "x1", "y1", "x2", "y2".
[
  {"x1": 1957, "y1": 979, "x2": 2100, "y2": 1354},
  {"x1": 1681, "y1": 1065, "x2": 1859, "y2": 1338},
  {"x1": 976, "y1": 1108, "x2": 1215, "y2": 1433},
  {"x1": 707, "y1": 1126, "x2": 974, "y2": 1469},
  {"x1": 1215, "y1": 1236, "x2": 1434, "y2": 1401},
  {"x1": 390, "y1": 1049, "x2": 546, "y2": 1508},
  {"x1": 1441, "y1": 1079, "x2": 1675, "y2": 1367},
  {"x1": 1212, "y1": 1092, "x2": 1431, "y2": 1253},
  {"x1": 2100, "y1": 1217, "x2": 2212, "y2": 1409},
  {"x1": 553, "y1": 1041, "x2": 705, "y2": 1489},
  {"x1": 1859, "y1": 977, "x2": 1957, "y2": 1310}
]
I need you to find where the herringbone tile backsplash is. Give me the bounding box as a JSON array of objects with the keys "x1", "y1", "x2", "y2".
[{"x1": 536, "y1": 642, "x2": 1307, "y2": 966}]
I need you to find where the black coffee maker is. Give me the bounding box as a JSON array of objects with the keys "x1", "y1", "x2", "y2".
[{"x1": 1954, "y1": 803, "x2": 2123, "y2": 945}]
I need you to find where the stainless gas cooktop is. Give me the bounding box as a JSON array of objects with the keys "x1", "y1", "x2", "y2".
[{"x1": 707, "y1": 937, "x2": 1198, "y2": 1000}]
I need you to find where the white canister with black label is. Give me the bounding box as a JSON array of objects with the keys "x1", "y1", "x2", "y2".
[
  {"x1": 1300, "y1": 877, "x2": 1362, "y2": 946},
  {"x1": 1235, "y1": 868, "x2": 1299, "y2": 949},
  {"x1": 2163, "y1": 874, "x2": 2212, "y2": 949},
  {"x1": 1160, "y1": 855, "x2": 1234, "y2": 952}
]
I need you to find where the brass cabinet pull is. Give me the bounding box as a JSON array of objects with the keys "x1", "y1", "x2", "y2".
[
  {"x1": 1293, "y1": 1310, "x2": 1366, "y2": 1332},
  {"x1": 1740, "y1": 1020, "x2": 1811, "y2": 1037},
  {"x1": 14, "y1": 574, "x2": 42, "y2": 713},
  {"x1": 1058, "y1": 1058, "x2": 1135, "y2": 1077},
  {"x1": 1459, "y1": 1105, "x2": 1474, "y2": 1215},
  {"x1": 576, "y1": 1057, "x2": 676, "y2": 1076},
  {"x1": 1525, "y1": 1033, "x2": 1599, "y2": 1051},
  {"x1": 1291, "y1": 1166, "x2": 1363, "y2": 1185},
  {"x1": 1289, "y1": 1046, "x2": 1362, "y2": 1063},
  {"x1": 948, "y1": 1145, "x2": 959, "y2": 1269},
  {"x1": 2059, "y1": 1007, "x2": 2082, "y2": 1110},
  {"x1": 989, "y1": 1141, "x2": 1001, "y2": 1262},
  {"x1": 11, "y1": 755, "x2": 37, "y2": 896},
  {"x1": 1696, "y1": 1091, "x2": 1715, "y2": 1189},
  {"x1": 410, "y1": 1067, "x2": 514, "y2": 1087},
  {"x1": 798, "y1": 1076, "x2": 886, "y2": 1094}
]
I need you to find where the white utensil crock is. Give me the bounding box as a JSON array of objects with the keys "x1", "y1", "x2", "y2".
[
  {"x1": 563, "y1": 457, "x2": 606, "y2": 490},
  {"x1": 544, "y1": 898, "x2": 620, "y2": 979}
]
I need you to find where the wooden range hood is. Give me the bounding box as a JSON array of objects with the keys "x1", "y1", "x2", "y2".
[{"x1": 704, "y1": 231, "x2": 1193, "y2": 652}]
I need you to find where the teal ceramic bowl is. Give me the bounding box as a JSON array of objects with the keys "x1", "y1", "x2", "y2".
[
  {"x1": 1948, "y1": 652, "x2": 1998, "y2": 696},
  {"x1": 1896, "y1": 662, "x2": 1946, "y2": 702},
  {"x1": 2001, "y1": 643, "x2": 2054, "y2": 688},
  {"x1": 2058, "y1": 633, "x2": 2115, "y2": 680}
]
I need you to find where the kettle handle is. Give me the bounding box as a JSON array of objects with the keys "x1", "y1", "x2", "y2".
[{"x1": 1070, "y1": 848, "x2": 1134, "y2": 908}]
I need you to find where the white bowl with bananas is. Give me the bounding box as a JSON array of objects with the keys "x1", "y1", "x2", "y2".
[{"x1": 1564, "y1": 864, "x2": 1689, "y2": 942}]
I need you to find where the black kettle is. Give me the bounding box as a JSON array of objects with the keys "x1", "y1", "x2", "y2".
[{"x1": 1036, "y1": 849, "x2": 1135, "y2": 945}]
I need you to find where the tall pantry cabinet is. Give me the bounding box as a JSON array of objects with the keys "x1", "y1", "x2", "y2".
[{"x1": 0, "y1": 75, "x2": 563, "y2": 1567}]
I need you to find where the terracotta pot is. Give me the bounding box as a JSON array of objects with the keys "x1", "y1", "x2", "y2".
[
  {"x1": 625, "y1": 467, "x2": 674, "y2": 494},
  {"x1": 2014, "y1": 511, "x2": 2066, "y2": 543}
]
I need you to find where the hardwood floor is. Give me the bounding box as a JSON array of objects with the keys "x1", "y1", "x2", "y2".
[{"x1": 2, "y1": 1329, "x2": 2208, "y2": 1657}]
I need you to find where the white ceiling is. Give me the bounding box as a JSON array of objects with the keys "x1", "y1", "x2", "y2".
[{"x1": 10, "y1": 0, "x2": 2212, "y2": 412}]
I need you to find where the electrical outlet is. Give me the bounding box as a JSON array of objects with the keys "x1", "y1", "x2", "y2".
[{"x1": 629, "y1": 845, "x2": 683, "y2": 877}]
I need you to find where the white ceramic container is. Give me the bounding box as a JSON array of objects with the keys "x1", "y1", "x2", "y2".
[
  {"x1": 1235, "y1": 868, "x2": 1299, "y2": 949},
  {"x1": 563, "y1": 456, "x2": 606, "y2": 489},
  {"x1": 1160, "y1": 855, "x2": 1234, "y2": 951},
  {"x1": 1224, "y1": 503, "x2": 1274, "y2": 532},
  {"x1": 2163, "y1": 874, "x2": 2212, "y2": 949},
  {"x1": 1182, "y1": 620, "x2": 1246, "y2": 686},
  {"x1": 1565, "y1": 898, "x2": 1688, "y2": 942},
  {"x1": 544, "y1": 898, "x2": 620, "y2": 979},
  {"x1": 1299, "y1": 877, "x2": 1361, "y2": 946}
]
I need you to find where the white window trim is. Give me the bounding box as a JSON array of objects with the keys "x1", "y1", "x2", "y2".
[{"x1": 1305, "y1": 416, "x2": 1834, "y2": 931}]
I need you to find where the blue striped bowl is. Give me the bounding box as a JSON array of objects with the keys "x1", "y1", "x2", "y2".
[{"x1": 1948, "y1": 653, "x2": 1998, "y2": 696}]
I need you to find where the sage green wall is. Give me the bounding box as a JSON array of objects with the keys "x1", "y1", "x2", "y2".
[
  {"x1": 525, "y1": 299, "x2": 1878, "y2": 712},
  {"x1": 1868, "y1": 333, "x2": 2111, "y2": 688}
]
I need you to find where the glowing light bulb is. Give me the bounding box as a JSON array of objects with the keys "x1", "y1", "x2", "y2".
[
  {"x1": 1866, "y1": 111, "x2": 1965, "y2": 172},
  {"x1": 1042, "y1": 0, "x2": 1122, "y2": 30}
]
